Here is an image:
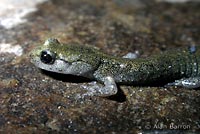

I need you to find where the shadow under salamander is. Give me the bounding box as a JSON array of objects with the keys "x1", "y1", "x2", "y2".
[{"x1": 41, "y1": 69, "x2": 127, "y2": 102}]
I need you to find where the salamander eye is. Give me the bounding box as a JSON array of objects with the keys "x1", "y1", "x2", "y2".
[{"x1": 40, "y1": 50, "x2": 56, "y2": 64}]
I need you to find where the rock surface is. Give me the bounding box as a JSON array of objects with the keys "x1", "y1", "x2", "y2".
[{"x1": 0, "y1": 0, "x2": 200, "y2": 133}]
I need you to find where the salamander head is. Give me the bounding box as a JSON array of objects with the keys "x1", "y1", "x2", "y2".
[{"x1": 30, "y1": 38, "x2": 100, "y2": 77}]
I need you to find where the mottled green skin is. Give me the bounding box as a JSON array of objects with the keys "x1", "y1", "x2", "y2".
[
  {"x1": 94, "y1": 46, "x2": 200, "y2": 85},
  {"x1": 31, "y1": 39, "x2": 200, "y2": 86}
]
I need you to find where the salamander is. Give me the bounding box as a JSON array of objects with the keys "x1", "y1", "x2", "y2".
[{"x1": 30, "y1": 38, "x2": 200, "y2": 96}]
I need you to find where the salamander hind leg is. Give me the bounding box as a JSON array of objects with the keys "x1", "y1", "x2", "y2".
[
  {"x1": 81, "y1": 76, "x2": 118, "y2": 96},
  {"x1": 166, "y1": 77, "x2": 200, "y2": 89}
]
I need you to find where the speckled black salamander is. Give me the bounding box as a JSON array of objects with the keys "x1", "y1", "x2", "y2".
[{"x1": 30, "y1": 38, "x2": 200, "y2": 96}]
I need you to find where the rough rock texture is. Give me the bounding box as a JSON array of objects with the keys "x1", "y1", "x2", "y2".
[{"x1": 0, "y1": 0, "x2": 200, "y2": 133}]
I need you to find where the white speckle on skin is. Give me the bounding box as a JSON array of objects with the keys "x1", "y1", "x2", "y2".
[
  {"x1": 0, "y1": 0, "x2": 48, "y2": 29},
  {"x1": 120, "y1": 64, "x2": 126, "y2": 68},
  {"x1": 44, "y1": 39, "x2": 50, "y2": 46},
  {"x1": 168, "y1": 65, "x2": 172, "y2": 69},
  {"x1": 0, "y1": 43, "x2": 23, "y2": 56},
  {"x1": 123, "y1": 51, "x2": 140, "y2": 59}
]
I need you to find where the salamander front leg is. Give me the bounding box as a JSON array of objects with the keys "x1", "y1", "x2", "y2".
[
  {"x1": 81, "y1": 76, "x2": 118, "y2": 96},
  {"x1": 166, "y1": 77, "x2": 200, "y2": 88}
]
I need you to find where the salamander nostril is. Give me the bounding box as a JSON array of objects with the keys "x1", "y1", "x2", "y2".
[{"x1": 40, "y1": 50, "x2": 56, "y2": 64}]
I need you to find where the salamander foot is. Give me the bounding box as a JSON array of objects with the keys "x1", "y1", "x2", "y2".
[
  {"x1": 166, "y1": 77, "x2": 200, "y2": 88},
  {"x1": 81, "y1": 76, "x2": 118, "y2": 96}
]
